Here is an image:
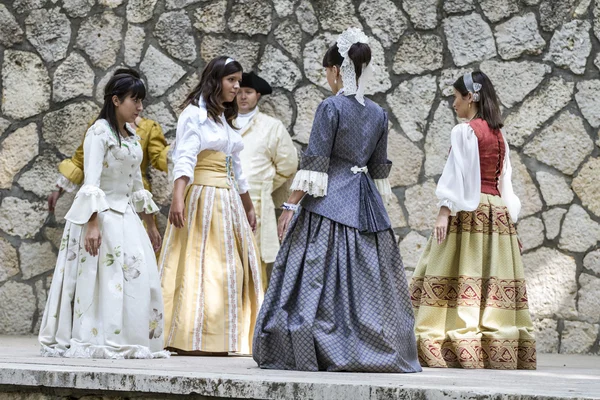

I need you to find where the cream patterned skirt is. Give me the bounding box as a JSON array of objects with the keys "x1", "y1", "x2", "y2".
[
  {"x1": 410, "y1": 194, "x2": 536, "y2": 369},
  {"x1": 159, "y1": 183, "x2": 263, "y2": 354}
]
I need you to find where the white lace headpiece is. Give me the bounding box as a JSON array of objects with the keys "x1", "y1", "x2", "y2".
[{"x1": 336, "y1": 27, "x2": 373, "y2": 106}]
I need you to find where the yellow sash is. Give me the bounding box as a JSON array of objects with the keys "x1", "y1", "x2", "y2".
[{"x1": 192, "y1": 150, "x2": 235, "y2": 189}]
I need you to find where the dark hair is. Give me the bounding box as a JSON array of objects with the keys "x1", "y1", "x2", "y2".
[
  {"x1": 453, "y1": 71, "x2": 503, "y2": 130},
  {"x1": 97, "y1": 68, "x2": 146, "y2": 145},
  {"x1": 182, "y1": 56, "x2": 243, "y2": 128},
  {"x1": 322, "y1": 42, "x2": 372, "y2": 83}
]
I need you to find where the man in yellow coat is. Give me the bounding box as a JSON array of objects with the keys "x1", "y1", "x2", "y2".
[{"x1": 235, "y1": 72, "x2": 298, "y2": 287}]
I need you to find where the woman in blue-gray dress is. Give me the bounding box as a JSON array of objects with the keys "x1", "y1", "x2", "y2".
[{"x1": 252, "y1": 28, "x2": 421, "y2": 373}]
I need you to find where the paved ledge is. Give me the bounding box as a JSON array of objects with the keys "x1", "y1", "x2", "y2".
[{"x1": 0, "y1": 336, "x2": 598, "y2": 400}]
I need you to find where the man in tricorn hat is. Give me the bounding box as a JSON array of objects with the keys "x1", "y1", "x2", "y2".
[{"x1": 235, "y1": 71, "x2": 298, "y2": 288}]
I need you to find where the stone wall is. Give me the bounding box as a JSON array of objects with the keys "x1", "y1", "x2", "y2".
[{"x1": 0, "y1": 0, "x2": 599, "y2": 354}]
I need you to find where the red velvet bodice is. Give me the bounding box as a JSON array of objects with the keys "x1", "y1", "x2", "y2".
[{"x1": 468, "y1": 119, "x2": 505, "y2": 196}]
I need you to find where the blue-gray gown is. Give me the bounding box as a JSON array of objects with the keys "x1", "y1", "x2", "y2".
[{"x1": 252, "y1": 94, "x2": 421, "y2": 373}]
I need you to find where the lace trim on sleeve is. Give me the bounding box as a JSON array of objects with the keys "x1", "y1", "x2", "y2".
[
  {"x1": 290, "y1": 169, "x2": 328, "y2": 197},
  {"x1": 374, "y1": 178, "x2": 393, "y2": 203},
  {"x1": 56, "y1": 175, "x2": 80, "y2": 193}
]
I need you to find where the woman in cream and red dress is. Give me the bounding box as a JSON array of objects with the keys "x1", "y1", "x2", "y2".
[{"x1": 410, "y1": 71, "x2": 536, "y2": 370}]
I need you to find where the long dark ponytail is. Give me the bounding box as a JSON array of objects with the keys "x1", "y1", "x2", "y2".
[
  {"x1": 97, "y1": 68, "x2": 146, "y2": 145},
  {"x1": 453, "y1": 71, "x2": 503, "y2": 130},
  {"x1": 181, "y1": 56, "x2": 243, "y2": 128}
]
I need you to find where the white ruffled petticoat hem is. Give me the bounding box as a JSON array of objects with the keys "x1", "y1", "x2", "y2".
[
  {"x1": 290, "y1": 169, "x2": 328, "y2": 197},
  {"x1": 40, "y1": 343, "x2": 171, "y2": 359}
]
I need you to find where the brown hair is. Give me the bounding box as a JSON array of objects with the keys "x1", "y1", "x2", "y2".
[
  {"x1": 181, "y1": 56, "x2": 243, "y2": 128},
  {"x1": 453, "y1": 71, "x2": 503, "y2": 130},
  {"x1": 322, "y1": 42, "x2": 372, "y2": 82}
]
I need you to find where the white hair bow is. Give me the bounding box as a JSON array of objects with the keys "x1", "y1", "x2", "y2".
[{"x1": 336, "y1": 27, "x2": 373, "y2": 106}]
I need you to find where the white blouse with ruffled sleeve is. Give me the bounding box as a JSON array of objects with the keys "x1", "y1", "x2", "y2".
[
  {"x1": 436, "y1": 123, "x2": 522, "y2": 222},
  {"x1": 171, "y1": 97, "x2": 249, "y2": 194},
  {"x1": 64, "y1": 120, "x2": 159, "y2": 224}
]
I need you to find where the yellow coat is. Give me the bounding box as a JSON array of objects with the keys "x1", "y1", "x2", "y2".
[
  {"x1": 58, "y1": 118, "x2": 169, "y2": 191},
  {"x1": 237, "y1": 109, "x2": 298, "y2": 264}
]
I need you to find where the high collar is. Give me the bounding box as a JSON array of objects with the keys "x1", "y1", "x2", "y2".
[{"x1": 236, "y1": 107, "x2": 260, "y2": 136}]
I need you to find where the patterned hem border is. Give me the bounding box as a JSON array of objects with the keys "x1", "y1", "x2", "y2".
[
  {"x1": 418, "y1": 337, "x2": 536, "y2": 370},
  {"x1": 410, "y1": 275, "x2": 529, "y2": 310},
  {"x1": 449, "y1": 202, "x2": 517, "y2": 236}
]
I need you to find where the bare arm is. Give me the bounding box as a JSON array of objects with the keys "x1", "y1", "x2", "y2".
[
  {"x1": 169, "y1": 177, "x2": 189, "y2": 228},
  {"x1": 239, "y1": 191, "x2": 257, "y2": 232}
]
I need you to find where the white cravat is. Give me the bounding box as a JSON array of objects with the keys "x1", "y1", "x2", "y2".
[{"x1": 236, "y1": 108, "x2": 258, "y2": 130}]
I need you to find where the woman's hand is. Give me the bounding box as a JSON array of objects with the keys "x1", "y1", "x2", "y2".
[
  {"x1": 246, "y1": 207, "x2": 257, "y2": 232},
  {"x1": 169, "y1": 177, "x2": 188, "y2": 228},
  {"x1": 169, "y1": 195, "x2": 185, "y2": 228},
  {"x1": 434, "y1": 207, "x2": 451, "y2": 245},
  {"x1": 141, "y1": 213, "x2": 162, "y2": 251},
  {"x1": 146, "y1": 225, "x2": 162, "y2": 252},
  {"x1": 278, "y1": 210, "x2": 294, "y2": 242},
  {"x1": 85, "y1": 213, "x2": 102, "y2": 256},
  {"x1": 239, "y1": 192, "x2": 257, "y2": 232},
  {"x1": 47, "y1": 187, "x2": 64, "y2": 212}
]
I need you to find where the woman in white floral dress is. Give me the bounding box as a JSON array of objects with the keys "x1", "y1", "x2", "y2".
[{"x1": 38, "y1": 70, "x2": 169, "y2": 359}]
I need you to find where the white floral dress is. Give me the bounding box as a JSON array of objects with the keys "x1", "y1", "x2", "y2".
[{"x1": 39, "y1": 119, "x2": 169, "y2": 359}]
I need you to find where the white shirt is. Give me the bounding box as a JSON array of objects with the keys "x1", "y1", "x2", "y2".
[
  {"x1": 436, "y1": 123, "x2": 522, "y2": 222},
  {"x1": 172, "y1": 97, "x2": 249, "y2": 194}
]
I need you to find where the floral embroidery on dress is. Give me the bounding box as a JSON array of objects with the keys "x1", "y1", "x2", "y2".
[
  {"x1": 103, "y1": 246, "x2": 122, "y2": 267},
  {"x1": 149, "y1": 309, "x2": 163, "y2": 339},
  {"x1": 123, "y1": 253, "x2": 142, "y2": 281},
  {"x1": 59, "y1": 234, "x2": 70, "y2": 251},
  {"x1": 108, "y1": 272, "x2": 124, "y2": 298},
  {"x1": 67, "y1": 250, "x2": 77, "y2": 261}
]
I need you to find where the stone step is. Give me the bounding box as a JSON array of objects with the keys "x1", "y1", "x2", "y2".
[{"x1": 0, "y1": 336, "x2": 598, "y2": 400}]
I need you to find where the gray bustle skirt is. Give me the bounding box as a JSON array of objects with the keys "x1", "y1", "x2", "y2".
[{"x1": 252, "y1": 208, "x2": 422, "y2": 373}]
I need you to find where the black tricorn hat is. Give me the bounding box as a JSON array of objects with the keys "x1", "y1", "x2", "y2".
[{"x1": 240, "y1": 71, "x2": 273, "y2": 95}]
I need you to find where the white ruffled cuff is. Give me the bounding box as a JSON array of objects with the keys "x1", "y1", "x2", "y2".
[
  {"x1": 131, "y1": 189, "x2": 159, "y2": 214},
  {"x1": 374, "y1": 178, "x2": 393, "y2": 203},
  {"x1": 437, "y1": 199, "x2": 458, "y2": 216},
  {"x1": 56, "y1": 175, "x2": 80, "y2": 193},
  {"x1": 64, "y1": 184, "x2": 110, "y2": 224},
  {"x1": 502, "y1": 193, "x2": 521, "y2": 223},
  {"x1": 290, "y1": 169, "x2": 328, "y2": 197}
]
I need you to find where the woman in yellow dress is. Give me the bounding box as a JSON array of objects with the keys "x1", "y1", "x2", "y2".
[{"x1": 158, "y1": 56, "x2": 263, "y2": 356}]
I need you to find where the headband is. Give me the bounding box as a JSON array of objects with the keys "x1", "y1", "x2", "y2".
[
  {"x1": 225, "y1": 57, "x2": 235, "y2": 65},
  {"x1": 463, "y1": 72, "x2": 482, "y2": 102}
]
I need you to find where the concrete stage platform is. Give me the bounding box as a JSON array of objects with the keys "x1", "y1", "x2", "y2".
[{"x1": 0, "y1": 336, "x2": 598, "y2": 400}]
